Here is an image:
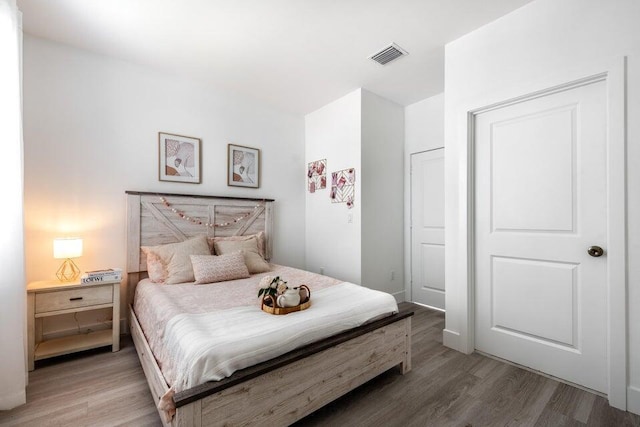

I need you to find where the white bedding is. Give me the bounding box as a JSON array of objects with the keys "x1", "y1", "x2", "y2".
[{"x1": 162, "y1": 282, "x2": 398, "y2": 393}]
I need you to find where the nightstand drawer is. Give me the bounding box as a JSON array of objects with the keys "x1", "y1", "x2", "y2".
[{"x1": 35, "y1": 286, "x2": 113, "y2": 313}]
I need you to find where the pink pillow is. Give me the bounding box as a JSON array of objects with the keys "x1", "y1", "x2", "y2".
[
  {"x1": 142, "y1": 249, "x2": 167, "y2": 283},
  {"x1": 190, "y1": 252, "x2": 250, "y2": 284}
]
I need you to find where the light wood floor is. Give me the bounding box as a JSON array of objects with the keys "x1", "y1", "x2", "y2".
[{"x1": 1, "y1": 303, "x2": 638, "y2": 426}]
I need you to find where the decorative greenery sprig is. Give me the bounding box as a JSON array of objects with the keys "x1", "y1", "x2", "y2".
[{"x1": 257, "y1": 275, "x2": 288, "y2": 298}]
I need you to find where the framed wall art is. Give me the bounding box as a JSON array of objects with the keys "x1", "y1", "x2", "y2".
[
  {"x1": 307, "y1": 159, "x2": 327, "y2": 193},
  {"x1": 330, "y1": 167, "x2": 355, "y2": 208},
  {"x1": 228, "y1": 144, "x2": 260, "y2": 188},
  {"x1": 158, "y1": 132, "x2": 202, "y2": 184}
]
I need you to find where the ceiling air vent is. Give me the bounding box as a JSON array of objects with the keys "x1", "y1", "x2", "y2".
[{"x1": 369, "y1": 43, "x2": 408, "y2": 65}]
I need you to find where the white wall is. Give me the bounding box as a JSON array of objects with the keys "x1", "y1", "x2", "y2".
[
  {"x1": 403, "y1": 94, "x2": 444, "y2": 301},
  {"x1": 361, "y1": 89, "x2": 404, "y2": 297},
  {"x1": 0, "y1": 0, "x2": 26, "y2": 410},
  {"x1": 443, "y1": 0, "x2": 640, "y2": 413},
  {"x1": 304, "y1": 89, "x2": 362, "y2": 283},
  {"x1": 405, "y1": 94, "x2": 444, "y2": 155},
  {"x1": 305, "y1": 89, "x2": 404, "y2": 297},
  {"x1": 23, "y1": 35, "x2": 306, "y2": 335}
]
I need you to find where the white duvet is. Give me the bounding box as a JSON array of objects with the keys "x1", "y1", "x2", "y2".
[{"x1": 162, "y1": 282, "x2": 398, "y2": 393}]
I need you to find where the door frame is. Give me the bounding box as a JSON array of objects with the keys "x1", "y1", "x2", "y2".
[
  {"x1": 444, "y1": 58, "x2": 627, "y2": 409},
  {"x1": 409, "y1": 148, "x2": 445, "y2": 309}
]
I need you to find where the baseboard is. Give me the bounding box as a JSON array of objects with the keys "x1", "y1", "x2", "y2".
[
  {"x1": 392, "y1": 290, "x2": 406, "y2": 303},
  {"x1": 411, "y1": 301, "x2": 445, "y2": 313},
  {"x1": 0, "y1": 389, "x2": 26, "y2": 410},
  {"x1": 628, "y1": 385, "x2": 640, "y2": 415},
  {"x1": 443, "y1": 328, "x2": 464, "y2": 352}
]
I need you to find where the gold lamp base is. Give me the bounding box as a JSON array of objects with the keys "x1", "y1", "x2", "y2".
[{"x1": 56, "y1": 258, "x2": 80, "y2": 282}]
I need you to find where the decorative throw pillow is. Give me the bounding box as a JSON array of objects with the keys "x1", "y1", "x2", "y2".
[
  {"x1": 142, "y1": 236, "x2": 211, "y2": 284},
  {"x1": 213, "y1": 238, "x2": 270, "y2": 274},
  {"x1": 141, "y1": 249, "x2": 166, "y2": 283},
  {"x1": 240, "y1": 249, "x2": 271, "y2": 274},
  {"x1": 208, "y1": 231, "x2": 267, "y2": 259},
  {"x1": 190, "y1": 252, "x2": 250, "y2": 284}
]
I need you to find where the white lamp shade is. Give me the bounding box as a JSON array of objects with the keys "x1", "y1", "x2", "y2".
[{"x1": 53, "y1": 238, "x2": 83, "y2": 259}]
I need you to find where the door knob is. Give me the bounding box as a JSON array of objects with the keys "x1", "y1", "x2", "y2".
[{"x1": 587, "y1": 246, "x2": 604, "y2": 257}]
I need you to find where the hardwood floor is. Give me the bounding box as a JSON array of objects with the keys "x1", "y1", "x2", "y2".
[
  {"x1": 0, "y1": 338, "x2": 160, "y2": 427},
  {"x1": 1, "y1": 303, "x2": 637, "y2": 426}
]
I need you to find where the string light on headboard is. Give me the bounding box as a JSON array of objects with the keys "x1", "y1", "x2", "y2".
[{"x1": 159, "y1": 197, "x2": 264, "y2": 228}]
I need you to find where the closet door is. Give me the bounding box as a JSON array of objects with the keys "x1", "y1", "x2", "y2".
[{"x1": 411, "y1": 149, "x2": 445, "y2": 310}]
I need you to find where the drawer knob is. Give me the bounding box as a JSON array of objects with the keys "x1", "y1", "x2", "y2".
[{"x1": 69, "y1": 297, "x2": 83, "y2": 301}]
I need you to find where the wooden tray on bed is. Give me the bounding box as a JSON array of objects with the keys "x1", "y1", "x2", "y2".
[{"x1": 261, "y1": 285, "x2": 311, "y2": 315}]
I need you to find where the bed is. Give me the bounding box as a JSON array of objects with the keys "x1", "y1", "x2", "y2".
[{"x1": 125, "y1": 191, "x2": 413, "y2": 427}]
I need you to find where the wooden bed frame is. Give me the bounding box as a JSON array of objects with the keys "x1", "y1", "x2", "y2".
[{"x1": 125, "y1": 191, "x2": 413, "y2": 427}]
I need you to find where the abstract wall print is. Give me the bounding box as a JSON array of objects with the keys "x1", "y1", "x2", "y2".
[
  {"x1": 330, "y1": 168, "x2": 355, "y2": 209},
  {"x1": 228, "y1": 144, "x2": 260, "y2": 188},
  {"x1": 307, "y1": 159, "x2": 327, "y2": 193},
  {"x1": 159, "y1": 132, "x2": 202, "y2": 184}
]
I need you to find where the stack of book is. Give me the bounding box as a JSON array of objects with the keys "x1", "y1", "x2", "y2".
[{"x1": 80, "y1": 268, "x2": 123, "y2": 284}]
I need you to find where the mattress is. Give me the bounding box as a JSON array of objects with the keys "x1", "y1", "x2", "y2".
[{"x1": 133, "y1": 264, "x2": 398, "y2": 393}]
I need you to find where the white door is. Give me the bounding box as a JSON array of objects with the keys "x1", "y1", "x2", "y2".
[
  {"x1": 475, "y1": 79, "x2": 608, "y2": 393},
  {"x1": 411, "y1": 149, "x2": 445, "y2": 310}
]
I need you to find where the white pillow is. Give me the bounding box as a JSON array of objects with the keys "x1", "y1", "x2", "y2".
[
  {"x1": 208, "y1": 231, "x2": 267, "y2": 259},
  {"x1": 213, "y1": 238, "x2": 270, "y2": 274},
  {"x1": 142, "y1": 236, "x2": 211, "y2": 284}
]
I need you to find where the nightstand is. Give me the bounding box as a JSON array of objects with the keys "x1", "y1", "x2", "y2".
[{"x1": 27, "y1": 279, "x2": 120, "y2": 371}]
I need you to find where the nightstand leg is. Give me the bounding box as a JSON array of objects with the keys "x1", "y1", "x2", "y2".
[
  {"x1": 27, "y1": 293, "x2": 35, "y2": 371},
  {"x1": 112, "y1": 282, "x2": 120, "y2": 352}
]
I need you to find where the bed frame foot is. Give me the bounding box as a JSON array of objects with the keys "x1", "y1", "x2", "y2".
[{"x1": 401, "y1": 316, "x2": 412, "y2": 374}]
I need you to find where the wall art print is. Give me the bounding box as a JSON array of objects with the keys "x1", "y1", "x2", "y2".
[
  {"x1": 307, "y1": 159, "x2": 327, "y2": 193},
  {"x1": 228, "y1": 143, "x2": 260, "y2": 188},
  {"x1": 330, "y1": 168, "x2": 355, "y2": 209},
  {"x1": 159, "y1": 132, "x2": 202, "y2": 184}
]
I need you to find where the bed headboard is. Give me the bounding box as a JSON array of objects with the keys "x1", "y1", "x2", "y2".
[{"x1": 125, "y1": 191, "x2": 274, "y2": 306}]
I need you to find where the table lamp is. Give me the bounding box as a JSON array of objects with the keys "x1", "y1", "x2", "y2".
[{"x1": 53, "y1": 237, "x2": 83, "y2": 282}]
